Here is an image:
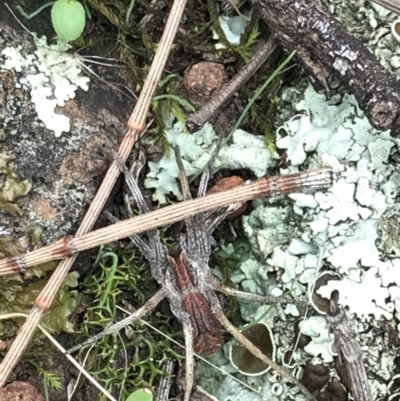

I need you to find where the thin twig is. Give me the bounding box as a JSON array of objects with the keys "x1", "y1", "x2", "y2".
[
  {"x1": 215, "y1": 308, "x2": 318, "y2": 401},
  {"x1": 0, "y1": 0, "x2": 189, "y2": 385},
  {"x1": 187, "y1": 38, "x2": 278, "y2": 131},
  {"x1": 0, "y1": 168, "x2": 333, "y2": 274}
]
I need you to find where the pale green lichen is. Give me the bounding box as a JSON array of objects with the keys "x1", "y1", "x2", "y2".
[
  {"x1": 208, "y1": 82, "x2": 400, "y2": 401},
  {"x1": 0, "y1": 271, "x2": 82, "y2": 335},
  {"x1": 144, "y1": 123, "x2": 278, "y2": 203}
]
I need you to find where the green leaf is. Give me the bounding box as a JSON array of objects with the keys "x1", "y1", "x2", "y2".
[
  {"x1": 126, "y1": 388, "x2": 153, "y2": 401},
  {"x1": 51, "y1": 0, "x2": 86, "y2": 42}
]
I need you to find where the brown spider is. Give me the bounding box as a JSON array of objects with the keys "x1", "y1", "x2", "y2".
[{"x1": 68, "y1": 151, "x2": 328, "y2": 401}]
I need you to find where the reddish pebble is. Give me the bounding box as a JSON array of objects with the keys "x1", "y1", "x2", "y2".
[
  {"x1": 207, "y1": 176, "x2": 247, "y2": 219},
  {"x1": 0, "y1": 381, "x2": 44, "y2": 401},
  {"x1": 183, "y1": 62, "x2": 228, "y2": 107}
]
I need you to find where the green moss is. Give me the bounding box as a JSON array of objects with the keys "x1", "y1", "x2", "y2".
[
  {"x1": 0, "y1": 152, "x2": 82, "y2": 335},
  {"x1": 75, "y1": 246, "x2": 183, "y2": 399}
]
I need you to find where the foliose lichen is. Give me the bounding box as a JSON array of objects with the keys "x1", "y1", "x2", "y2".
[
  {"x1": 144, "y1": 122, "x2": 278, "y2": 204},
  {"x1": 205, "y1": 81, "x2": 400, "y2": 400}
]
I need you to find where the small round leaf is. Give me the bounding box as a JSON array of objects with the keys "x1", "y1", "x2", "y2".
[
  {"x1": 51, "y1": 0, "x2": 85, "y2": 42},
  {"x1": 126, "y1": 388, "x2": 153, "y2": 401}
]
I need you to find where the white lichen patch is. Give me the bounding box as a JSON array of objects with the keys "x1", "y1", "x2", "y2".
[
  {"x1": 317, "y1": 267, "x2": 393, "y2": 320},
  {"x1": 241, "y1": 84, "x2": 400, "y2": 321},
  {"x1": 202, "y1": 4, "x2": 400, "y2": 395},
  {"x1": 144, "y1": 123, "x2": 278, "y2": 203},
  {"x1": 300, "y1": 316, "x2": 334, "y2": 363},
  {"x1": 213, "y1": 15, "x2": 248, "y2": 48},
  {"x1": 1, "y1": 37, "x2": 90, "y2": 137}
]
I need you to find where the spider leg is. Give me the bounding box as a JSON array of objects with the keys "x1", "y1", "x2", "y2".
[
  {"x1": 201, "y1": 201, "x2": 243, "y2": 235},
  {"x1": 113, "y1": 150, "x2": 150, "y2": 214},
  {"x1": 207, "y1": 274, "x2": 305, "y2": 307},
  {"x1": 112, "y1": 151, "x2": 170, "y2": 283},
  {"x1": 197, "y1": 136, "x2": 225, "y2": 198},
  {"x1": 175, "y1": 146, "x2": 192, "y2": 201},
  {"x1": 67, "y1": 288, "x2": 167, "y2": 353},
  {"x1": 175, "y1": 146, "x2": 209, "y2": 262},
  {"x1": 105, "y1": 211, "x2": 153, "y2": 255},
  {"x1": 182, "y1": 320, "x2": 195, "y2": 401}
]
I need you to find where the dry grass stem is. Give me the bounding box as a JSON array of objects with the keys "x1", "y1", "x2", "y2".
[
  {"x1": 0, "y1": 313, "x2": 117, "y2": 401},
  {"x1": 0, "y1": 168, "x2": 332, "y2": 274}
]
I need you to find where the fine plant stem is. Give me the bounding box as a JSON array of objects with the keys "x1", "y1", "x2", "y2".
[
  {"x1": 153, "y1": 94, "x2": 195, "y2": 111},
  {"x1": 43, "y1": 379, "x2": 50, "y2": 401},
  {"x1": 222, "y1": 49, "x2": 296, "y2": 148},
  {"x1": 126, "y1": 0, "x2": 136, "y2": 24},
  {"x1": 0, "y1": 0, "x2": 189, "y2": 385},
  {"x1": 16, "y1": 3, "x2": 55, "y2": 20}
]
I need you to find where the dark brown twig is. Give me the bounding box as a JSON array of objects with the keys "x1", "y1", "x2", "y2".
[
  {"x1": 187, "y1": 38, "x2": 278, "y2": 131},
  {"x1": 250, "y1": 0, "x2": 400, "y2": 136}
]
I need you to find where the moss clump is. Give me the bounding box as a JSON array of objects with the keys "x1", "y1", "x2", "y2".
[{"x1": 75, "y1": 246, "x2": 183, "y2": 400}]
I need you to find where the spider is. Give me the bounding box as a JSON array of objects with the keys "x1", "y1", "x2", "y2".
[{"x1": 67, "y1": 150, "x2": 319, "y2": 401}]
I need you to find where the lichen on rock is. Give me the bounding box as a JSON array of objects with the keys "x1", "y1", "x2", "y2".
[{"x1": 1, "y1": 37, "x2": 90, "y2": 137}]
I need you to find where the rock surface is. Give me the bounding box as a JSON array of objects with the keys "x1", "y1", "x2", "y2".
[{"x1": 0, "y1": 2, "x2": 133, "y2": 255}]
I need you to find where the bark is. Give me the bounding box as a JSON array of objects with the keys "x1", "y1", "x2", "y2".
[{"x1": 249, "y1": 0, "x2": 400, "y2": 136}]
